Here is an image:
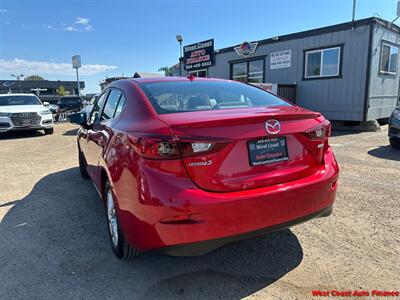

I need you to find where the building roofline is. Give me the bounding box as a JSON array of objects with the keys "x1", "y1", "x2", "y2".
[
  {"x1": 217, "y1": 17, "x2": 400, "y2": 54},
  {"x1": 0, "y1": 80, "x2": 84, "y2": 83}
]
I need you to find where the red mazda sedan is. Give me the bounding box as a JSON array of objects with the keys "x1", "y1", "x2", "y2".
[{"x1": 70, "y1": 77, "x2": 339, "y2": 258}]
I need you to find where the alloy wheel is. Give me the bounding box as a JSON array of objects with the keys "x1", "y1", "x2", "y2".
[{"x1": 106, "y1": 189, "x2": 119, "y2": 247}]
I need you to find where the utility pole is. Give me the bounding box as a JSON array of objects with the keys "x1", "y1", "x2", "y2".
[
  {"x1": 75, "y1": 67, "x2": 81, "y2": 96},
  {"x1": 176, "y1": 35, "x2": 183, "y2": 76},
  {"x1": 11, "y1": 74, "x2": 24, "y2": 93},
  {"x1": 352, "y1": 0, "x2": 356, "y2": 23},
  {"x1": 392, "y1": 1, "x2": 400, "y2": 23}
]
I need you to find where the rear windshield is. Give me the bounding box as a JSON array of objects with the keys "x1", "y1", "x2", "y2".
[
  {"x1": 139, "y1": 80, "x2": 291, "y2": 114},
  {"x1": 61, "y1": 98, "x2": 81, "y2": 104},
  {"x1": 0, "y1": 95, "x2": 41, "y2": 106}
]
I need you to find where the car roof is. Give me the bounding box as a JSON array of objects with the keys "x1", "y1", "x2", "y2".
[{"x1": 128, "y1": 76, "x2": 233, "y2": 84}]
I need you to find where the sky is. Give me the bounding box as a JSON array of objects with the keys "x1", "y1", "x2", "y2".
[{"x1": 0, "y1": 0, "x2": 399, "y2": 93}]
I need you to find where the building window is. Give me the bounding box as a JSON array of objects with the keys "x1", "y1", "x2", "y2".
[
  {"x1": 248, "y1": 60, "x2": 264, "y2": 83},
  {"x1": 188, "y1": 69, "x2": 207, "y2": 77},
  {"x1": 231, "y1": 59, "x2": 264, "y2": 83},
  {"x1": 380, "y1": 43, "x2": 399, "y2": 74},
  {"x1": 304, "y1": 46, "x2": 341, "y2": 79}
]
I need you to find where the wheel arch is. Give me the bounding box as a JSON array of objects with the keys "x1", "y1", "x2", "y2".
[{"x1": 100, "y1": 167, "x2": 109, "y2": 202}]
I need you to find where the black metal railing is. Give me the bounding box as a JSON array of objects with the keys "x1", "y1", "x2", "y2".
[{"x1": 277, "y1": 84, "x2": 296, "y2": 103}]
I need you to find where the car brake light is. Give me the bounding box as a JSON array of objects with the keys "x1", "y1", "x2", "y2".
[
  {"x1": 304, "y1": 120, "x2": 331, "y2": 140},
  {"x1": 130, "y1": 135, "x2": 180, "y2": 159},
  {"x1": 130, "y1": 134, "x2": 226, "y2": 160}
]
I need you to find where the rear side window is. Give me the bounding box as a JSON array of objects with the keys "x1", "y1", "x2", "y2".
[
  {"x1": 114, "y1": 94, "x2": 126, "y2": 118},
  {"x1": 101, "y1": 89, "x2": 122, "y2": 121},
  {"x1": 61, "y1": 98, "x2": 81, "y2": 104},
  {"x1": 139, "y1": 80, "x2": 290, "y2": 114}
]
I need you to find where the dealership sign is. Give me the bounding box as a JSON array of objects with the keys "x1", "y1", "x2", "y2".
[
  {"x1": 270, "y1": 50, "x2": 291, "y2": 69},
  {"x1": 72, "y1": 55, "x2": 81, "y2": 69},
  {"x1": 183, "y1": 39, "x2": 214, "y2": 71},
  {"x1": 234, "y1": 41, "x2": 258, "y2": 57}
]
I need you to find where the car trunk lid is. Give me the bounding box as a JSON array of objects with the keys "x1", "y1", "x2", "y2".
[{"x1": 157, "y1": 106, "x2": 328, "y2": 192}]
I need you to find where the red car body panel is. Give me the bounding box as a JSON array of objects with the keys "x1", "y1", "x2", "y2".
[
  {"x1": 78, "y1": 77, "x2": 339, "y2": 255},
  {"x1": 158, "y1": 106, "x2": 327, "y2": 192}
]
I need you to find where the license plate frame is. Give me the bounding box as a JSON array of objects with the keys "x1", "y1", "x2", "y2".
[
  {"x1": 21, "y1": 120, "x2": 32, "y2": 126},
  {"x1": 247, "y1": 136, "x2": 289, "y2": 166}
]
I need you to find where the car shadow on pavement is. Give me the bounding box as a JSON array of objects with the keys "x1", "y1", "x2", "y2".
[
  {"x1": 367, "y1": 145, "x2": 400, "y2": 161},
  {"x1": 0, "y1": 130, "x2": 45, "y2": 140},
  {"x1": 0, "y1": 168, "x2": 303, "y2": 299},
  {"x1": 62, "y1": 127, "x2": 79, "y2": 136}
]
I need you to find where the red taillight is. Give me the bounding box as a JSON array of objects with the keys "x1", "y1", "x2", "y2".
[
  {"x1": 130, "y1": 134, "x2": 227, "y2": 160},
  {"x1": 130, "y1": 135, "x2": 181, "y2": 159},
  {"x1": 303, "y1": 120, "x2": 332, "y2": 163},
  {"x1": 304, "y1": 120, "x2": 331, "y2": 140}
]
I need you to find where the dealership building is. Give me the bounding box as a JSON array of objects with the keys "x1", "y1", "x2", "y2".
[
  {"x1": 180, "y1": 17, "x2": 400, "y2": 122},
  {"x1": 0, "y1": 80, "x2": 85, "y2": 104}
]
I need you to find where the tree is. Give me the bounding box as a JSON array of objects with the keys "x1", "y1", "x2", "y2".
[
  {"x1": 56, "y1": 85, "x2": 68, "y2": 96},
  {"x1": 158, "y1": 66, "x2": 175, "y2": 77},
  {"x1": 25, "y1": 75, "x2": 44, "y2": 81}
]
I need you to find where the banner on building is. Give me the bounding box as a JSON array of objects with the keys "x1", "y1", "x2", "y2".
[
  {"x1": 250, "y1": 82, "x2": 278, "y2": 95},
  {"x1": 270, "y1": 50, "x2": 291, "y2": 69}
]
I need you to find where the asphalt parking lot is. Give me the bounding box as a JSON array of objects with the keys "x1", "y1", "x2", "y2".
[{"x1": 0, "y1": 123, "x2": 399, "y2": 299}]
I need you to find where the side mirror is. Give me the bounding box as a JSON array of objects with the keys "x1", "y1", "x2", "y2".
[
  {"x1": 68, "y1": 113, "x2": 87, "y2": 125},
  {"x1": 43, "y1": 101, "x2": 50, "y2": 107}
]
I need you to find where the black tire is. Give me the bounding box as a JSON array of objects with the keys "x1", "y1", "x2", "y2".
[
  {"x1": 44, "y1": 128, "x2": 54, "y2": 135},
  {"x1": 104, "y1": 181, "x2": 141, "y2": 259},
  {"x1": 389, "y1": 137, "x2": 400, "y2": 148},
  {"x1": 78, "y1": 150, "x2": 90, "y2": 179}
]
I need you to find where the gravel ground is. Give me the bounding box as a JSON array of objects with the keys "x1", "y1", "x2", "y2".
[{"x1": 0, "y1": 123, "x2": 399, "y2": 299}]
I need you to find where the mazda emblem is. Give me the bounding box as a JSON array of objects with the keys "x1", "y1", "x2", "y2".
[{"x1": 265, "y1": 119, "x2": 281, "y2": 135}]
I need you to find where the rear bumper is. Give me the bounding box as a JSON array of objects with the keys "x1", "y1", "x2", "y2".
[
  {"x1": 158, "y1": 206, "x2": 332, "y2": 256},
  {"x1": 117, "y1": 147, "x2": 339, "y2": 254},
  {"x1": 57, "y1": 108, "x2": 81, "y2": 113}
]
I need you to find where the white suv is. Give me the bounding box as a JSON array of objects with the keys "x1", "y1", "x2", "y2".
[{"x1": 0, "y1": 93, "x2": 54, "y2": 134}]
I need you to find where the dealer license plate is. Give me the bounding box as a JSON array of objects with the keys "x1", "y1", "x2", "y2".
[{"x1": 248, "y1": 136, "x2": 289, "y2": 166}]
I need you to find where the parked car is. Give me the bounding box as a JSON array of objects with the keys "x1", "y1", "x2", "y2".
[
  {"x1": 389, "y1": 106, "x2": 400, "y2": 148},
  {"x1": 79, "y1": 93, "x2": 99, "y2": 116},
  {"x1": 88, "y1": 93, "x2": 99, "y2": 105},
  {"x1": 57, "y1": 96, "x2": 83, "y2": 113},
  {"x1": 43, "y1": 102, "x2": 58, "y2": 114},
  {"x1": 69, "y1": 77, "x2": 339, "y2": 259},
  {"x1": 0, "y1": 93, "x2": 54, "y2": 134}
]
